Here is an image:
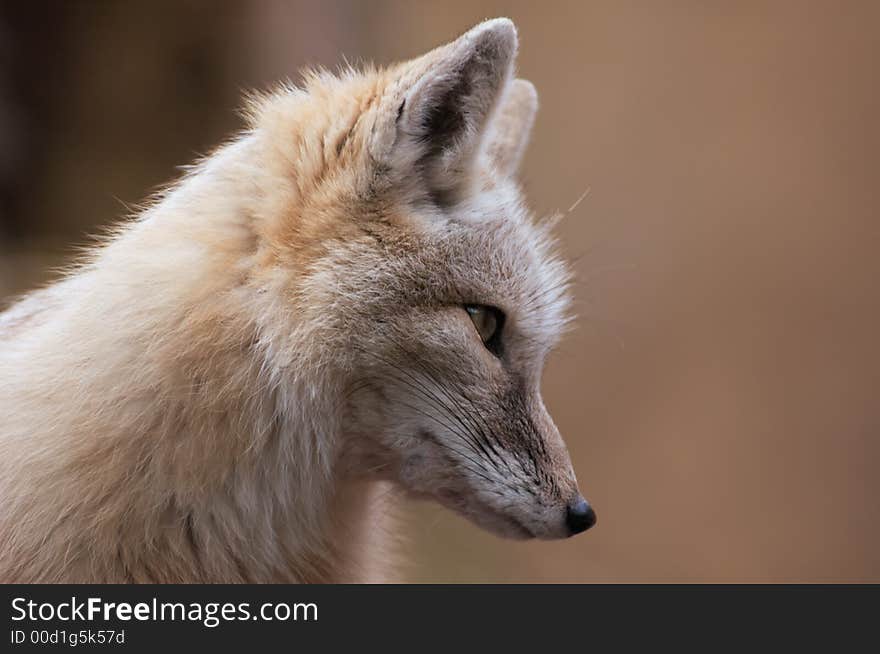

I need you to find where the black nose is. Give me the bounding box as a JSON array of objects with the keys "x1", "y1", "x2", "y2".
[{"x1": 566, "y1": 497, "x2": 597, "y2": 535}]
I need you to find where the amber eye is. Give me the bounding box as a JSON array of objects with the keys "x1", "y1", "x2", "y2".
[{"x1": 464, "y1": 305, "x2": 505, "y2": 355}]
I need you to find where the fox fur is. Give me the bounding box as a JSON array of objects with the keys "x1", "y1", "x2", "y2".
[{"x1": 0, "y1": 18, "x2": 588, "y2": 583}]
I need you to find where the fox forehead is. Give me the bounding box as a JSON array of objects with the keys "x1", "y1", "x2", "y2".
[{"x1": 290, "y1": 199, "x2": 572, "y2": 359}]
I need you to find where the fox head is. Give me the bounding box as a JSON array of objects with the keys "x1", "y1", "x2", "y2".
[{"x1": 249, "y1": 19, "x2": 594, "y2": 540}]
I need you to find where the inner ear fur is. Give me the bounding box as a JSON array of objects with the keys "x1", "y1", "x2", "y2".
[{"x1": 483, "y1": 78, "x2": 538, "y2": 178}]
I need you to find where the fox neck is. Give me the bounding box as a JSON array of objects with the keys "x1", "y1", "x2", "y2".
[
  {"x1": 6, "y1": 281, "x2": 389, "y2": 583},
  {"x1": 1, "y1": 137, "x2": 392, "y2": 583},
  {"x1": 95, "y1": 264, "x2": 386, "y2": 583}
]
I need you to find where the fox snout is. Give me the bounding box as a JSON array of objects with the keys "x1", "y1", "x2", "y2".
[{"x1": 372, "y1": 376, "x2": 596, "y2": 541}]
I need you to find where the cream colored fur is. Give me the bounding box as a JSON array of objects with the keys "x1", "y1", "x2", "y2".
[{"x1": 0, "y1": 19, "x2": 586, "y2": 583}]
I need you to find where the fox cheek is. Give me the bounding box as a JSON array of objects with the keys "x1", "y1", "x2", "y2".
[{"x1": 399, "y1": 451, "x2": 427, "y2": 487}]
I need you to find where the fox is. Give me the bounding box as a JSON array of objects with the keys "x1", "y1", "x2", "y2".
[{"x1": 0, "y1": 18, "x2": 595, "y2": 583}]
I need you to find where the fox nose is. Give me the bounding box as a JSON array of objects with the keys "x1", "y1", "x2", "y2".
[{"x1": 565, "y1": 496, "x2": 597, "y2": 535}]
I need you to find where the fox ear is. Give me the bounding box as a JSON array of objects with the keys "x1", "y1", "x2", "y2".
[
  {"x1": 484, "y1": 79, "x2": 538, "y2": 178},
  {"x1": 370, "y1": 18, "x2": 517, "y2": 204}
]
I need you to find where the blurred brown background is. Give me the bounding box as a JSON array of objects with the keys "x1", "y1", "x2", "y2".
[{"x1": 1, "y1": 1, "x2": 878, "y2": 581}]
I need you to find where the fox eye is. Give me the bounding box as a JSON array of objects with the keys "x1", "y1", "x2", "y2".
[{"x1": 464, "y1": 305, "x2": 505, "y2": 356}]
